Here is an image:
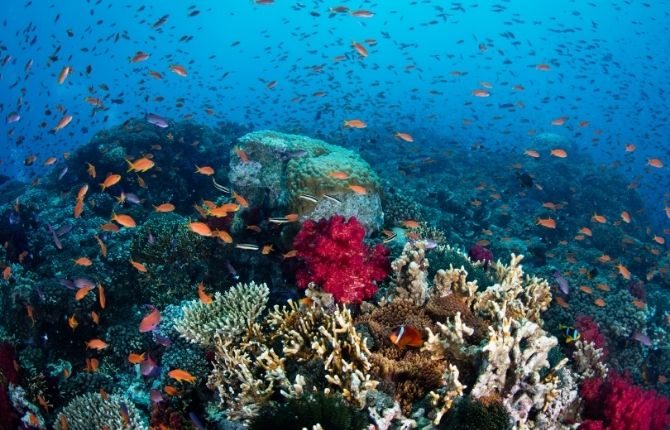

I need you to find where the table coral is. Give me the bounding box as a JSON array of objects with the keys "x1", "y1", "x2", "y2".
[{"x1": 293, "y1": 215, "x2": 390, "y2": 304}]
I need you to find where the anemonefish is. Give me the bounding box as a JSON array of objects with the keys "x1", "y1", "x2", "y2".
[
  {"x1": 558, "y1": 324, "x2": 580, "y2": 343},
  {"x1": 389, "y1": 325, "x2": 424, "y2": 348}
]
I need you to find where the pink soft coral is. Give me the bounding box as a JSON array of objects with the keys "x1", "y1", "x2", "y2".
[
  {"x1": 293, "y1": 215, "x2": 390, "y2": 303},
  {"x1": 0, "y1": 343, "x2": 19, "y2": 430},
  {"x1": 579, "y1": 373, "x2": 670, "y2": 430}
]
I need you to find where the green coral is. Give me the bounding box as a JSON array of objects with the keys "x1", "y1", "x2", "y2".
[
  {"x1": 428, "y1": 244, "x2": 494, "y2": 289},
  {"x1": 249, "y1": 392, "x2": 369, "y2": 430}
]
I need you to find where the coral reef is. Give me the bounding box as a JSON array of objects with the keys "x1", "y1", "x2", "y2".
[
  {"x1": 55, "y1": 391, "x2": 147, "y2": 430},
  {"x1": 293, "y1": 215, "x2": 390, "y2": 304}
]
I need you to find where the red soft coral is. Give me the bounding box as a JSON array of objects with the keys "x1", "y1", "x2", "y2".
[
  {"x1": 293, "y1": 215, "x2": 390, "y2": 304},
  {"x1": 575, "y1": 315, "x2": 608, "y2": 359},
  {"x1": 579, "y1": 373, "x2": 670, "y2": 430},
  {"x1": 0, "y1": 343, "x2": 19, "y2": 430}
]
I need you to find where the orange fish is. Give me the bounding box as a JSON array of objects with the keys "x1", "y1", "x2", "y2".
[
  {"x1": 389, "y1": 325, "x2": 424, "y2": 348},
  {"x1": 536, "y1": 63, "x2": 551, "y2": 71},
  {"x1": 67, "y1": 314, "x2": 78, "y2": 330},
  {"x1": 188, "y1": 221, "x2": 213, "y2": 237},
  {"x1": 401, "y1": 220, "x2": 420, "y2": 229},
  {"x1": 214, "y1": 229, "x2": 233, "y2": 243},
  {"x1": 524, "y1": 149, "x2": 540, "y2": 158},
  {"x1": 232, "y1": 192, "x2": 249, "y2": 208},
  {"x1": 130, "y1": 259, "x2": 148, "y2": 273},
  {"x1": 25, "y1": 304, "x2": 35, "y2": 326},
  {"x1": 591, "y1": 214, "x2": 607, "y2": 224},
  {"x1": 57, "y1": 65, "x2": 72, "y2": 84},
  {"x1": 85, "y1": 338, "x2": 109, "y2": 350},
  {"x1": 75, "y1": 285, "x2": 95, "y2": 301},
  {"x1": 128, "y1": 352, "x2": 146, "y2": 364},
  {"x1": 343, "y1": 119, "x2": 367, "y2": 129},
  {"x1": 550, "y1": 148, "x2": 568, "y2": 158},
  {"x1": 621, "y1": 211, "x2": 631, "y2": 223},
  {"x1": 100, "y1": 174, "x2": 122, "y2": 191},
  {"x1": 91, "y1": 311, "x2": 100, "y2": 325},
  {"x1": 167, "y1": 369, "x2": 197, "y2": 383},
  {"x1": 73, "y1": 199, "x2": 84, "y2": 218},
  {"x1": 234, "y1": 146, "x2": 249, "y2": 163},
  {"x1": 126, "y1": 157, "x2": 155, "y2": 173},
  {"x1": 95, "y1": 235, "x2": 107, "y2": 258},
  {"x1": 594, "y1": 298, "x2": 606, "y2": 307},
  {"x1": 139, "y1": 307, "x2": 161, "y2": 332},
  {"x1": 282, "y1": 250, "x2": 298, "y2": 259},
  {"x1": 352, "y1": 41, "x2": 368, "y2": 57},
  {"x1": 647, "y1": 158, "x2": 664, "y2": 168},
  {"x1": 195, "y1": 165, "x2": 215, "y2": 175},
  {"x1": 471, "y1": 89, "x2": 490, "y2": 97},
  {"x1": 328, "y1": 171, "x2": 349, "y2": 180},
  {"x1": 197, "y1": 282, "x2": 212, "y2": 304},
  {"x1": 73, "y1": 257, "x2": 93, "y2": 266},
  {"x1": 653, "y1": 235, "x2": 665, "y2": 245},
  {"x1": 164, "y1": 385, "x2": 180, "y2": 396},
  {"x1": 261, "y1": 244, "x2": 274, "y2": 255},
  {"x1": 130, "y1": 51, "x2": 150, "y2": 63},
  {"x1": 616, "y1": 264, "x2": 631, "y2": 280},
  {"x1": 77, "y1": 184, "x2": 89, "y2": 201},
  {"x1": 2, "y1": 266, "x2": 11, "y2": 281},
  {"x1": 169, "y1": 64, "x2": 188, "y2": 77},
  {"x1": 348, "y1": 184, "x2": 367, "y2": 195},
  {"x1": 625, "y1": 143, "x2": 636, "y2": 152},
  {"x1": 394, "y1": 132, "x2": 414, "y2": 142},
  {"x1": 579, "y1": 286, "x2": 593, "y2": 295},
  {"x1": 536, "y1": 218, "x2": 556, "y2": 229},
  {"x1": 597, "y1": 254, "x2": 611, "y2": 263},
  {"x1": 111, "y1": 213, "x2": 136, "y2": 228},
  {"x1": 44, "y1": 156, "x2": 58, "y2": 166},
  {"x1": 579, "y1": 227, "x2": 593, "y2": 236},
  {"x1": 551, "y1": 117, "x2": 568, "y2": 126},
  {"x1": 98, "y1": 283, "x2": 106, "y2": 309},
  {"x1": 53, "y1": 115, "x2": 73, "y2": 132},
  {"x1": 154, "y1": 203, "x2": 175, "y2": 213},
  {"x1": 632, "y1": 299, "x2": 646, "y2": 310}
]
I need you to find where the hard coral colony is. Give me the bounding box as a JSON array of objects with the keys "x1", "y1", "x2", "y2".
[{"x1": 0, "y1": 2, "x2": 670, "y2": 430}]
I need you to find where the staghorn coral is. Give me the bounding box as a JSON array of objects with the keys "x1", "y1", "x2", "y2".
[
  {"x1": 55, "y1": 392, "x2": 147, "y2": 430},
  {"x1": 174, "y1": 281, "x2": 269, "y2": 347},
  {"x1": 573, "y1": 340, "x2": 609, "y2": 381},
  {"x1": 429, "y1": 364, "x2": 466, "y2": 425}
]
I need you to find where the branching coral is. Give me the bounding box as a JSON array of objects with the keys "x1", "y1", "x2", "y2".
[
  {"x1": 55, "y1": 392, "x2": 146, "y2": 430},
  {"x1": 207, "y1": 299, "x2": 379, "y2": 423},
  {"x1": 174, "y1": 281, "x2": 269, "y2": 347}
]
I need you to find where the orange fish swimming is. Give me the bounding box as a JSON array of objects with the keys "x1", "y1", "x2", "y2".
[
  {"x1": 130, "y1": 259, "x2": 148, "y2": 273},
  {"x1": 100, "y1": 174, "x2": 121, "y2": 191},
  {"x1": 395, "y1": 132, "x2": 414, "y2": 142},
  {"x1": 53, "y1": 115, "x2": 73, "y2": 132},
  {"x1": 550, "y1": 148, "x2": 568, "y2": 158},
  {"x1": 352, "y1": 41, "x2": 368, "y2": 57},
  {"x1": 85, "y1": 338, "x2": 109, "y2": 350},
  {"x1": 169, "y1": 64, "x2": 188, "y2": 77},
  {"x1": 154, "y1": 203, "x2": 175, "y2": 213},
  {"x1": 343, "y1": 119, "x2": 367, "y2": 129},
  {"x1": 524, "y1": 149, "x2": 540, "y2": 158},
  {"x1": 348, "y1": 184, "x2": 367, "y2": 195},
  {"x1": 128, "y1": 352, "x2": 145, "y2": 364},
  {"x1": 620, "y1": 211, "x2": 631, "y2": 223},
  {"x1": 389, "y1": 325, "x2": 423, "y2": 348},
  {"x1": 647, "y1": 158, "x2": 664, "y2": 168},
  {"x1": 197, "y1": 282, "x2": 212, "y2": 304},
  {"x1": 139, "y1": 306, "x2": 161, "y2": 332},
  {"x1": 328, "y1": 171, "x2": 349, "y2": 180},
  {"x1": 111, "y1": 213, "x2": 136, "y2": 228},
  {"x1": 126, "y1": 157, "x2": 155, "y2": 173},
  {"x1": 536, "y1": 218, "x2": 556, "y2": 229},
  {"x1": 195, "y1": 165, "x2": 215, "y2": 175},
  {"x1": 168, "y1": 369, "x2": 197, "y2": 383},
  {"x1": 616, "y1": 264, "x2": 631, "y2": 280},
  {"x1": 188, "y1": 221, "x2": 213, "y2": 237}
]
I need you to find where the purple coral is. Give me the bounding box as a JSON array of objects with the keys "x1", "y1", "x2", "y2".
[{"x1": 468, "y1": 244, "x2": 493, "y2": 267}]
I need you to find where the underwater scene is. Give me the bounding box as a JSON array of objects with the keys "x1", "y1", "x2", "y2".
[{"x1": 1, "y1": 0, "x2": 670, "y2": 429}]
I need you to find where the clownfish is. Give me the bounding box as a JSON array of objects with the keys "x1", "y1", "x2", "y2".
[
  {"x1": 559, "y1": 324, "x2": 580, "y2": 343},
  {"x1": 389, "y1": 325, "x2": 424, "y2": 348}
]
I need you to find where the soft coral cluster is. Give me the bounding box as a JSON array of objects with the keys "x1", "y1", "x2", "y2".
[
  {"x1": 293, "y1": 215, "x2": 390, "y2": 303},
  {"x1": 579, "y1": 372, "x2": 670, "y2": 430}
]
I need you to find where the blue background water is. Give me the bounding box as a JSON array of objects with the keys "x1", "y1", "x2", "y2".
[{"x1": 1, "y1": 0, "x2": 669, "y2": 224}]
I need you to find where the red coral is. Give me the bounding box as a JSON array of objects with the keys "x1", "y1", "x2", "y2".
[
  {"x1": 575, "y1": 315, "x2": 608, "y2": 359},
  {"x1": 293, "y1": 216, "x2": 390, "y2": 304},
  {"x1": 579, "y1": 373, "x2": 670, "y2": 430}
]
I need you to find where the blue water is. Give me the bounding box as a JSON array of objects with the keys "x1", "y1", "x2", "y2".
[{"x1": 2, "y1": 1, "x2": 669, "y2": 208}]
